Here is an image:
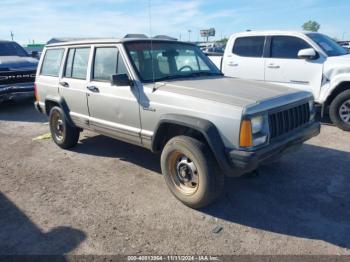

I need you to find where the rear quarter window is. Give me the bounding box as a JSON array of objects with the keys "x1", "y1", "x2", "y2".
[{"x1": 40, "y1": 49, "x2": 65, "y2": 77}]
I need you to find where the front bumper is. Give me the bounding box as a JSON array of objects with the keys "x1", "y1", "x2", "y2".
[
  {"x1": 226, "y1": 121, "x2": 321, "y2": 177},
  {"x1": 0, "y1": 83, "x2": 34, "y2": 103}
]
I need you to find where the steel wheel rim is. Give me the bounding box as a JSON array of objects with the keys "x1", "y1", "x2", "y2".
[
  {"x1": 339, "y1": 99, "x2": 350, "y2": 123},
  {"x1": 168, "y1": 151, "x2": 199, "y2": 195},
  {"x1": 52, "y1": 111, "x2": 64, "y2": 141}
]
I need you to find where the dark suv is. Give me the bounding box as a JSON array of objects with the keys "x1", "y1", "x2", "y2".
[{"x1": 0, "y1": 40, "x2": 38, "y2": 103}]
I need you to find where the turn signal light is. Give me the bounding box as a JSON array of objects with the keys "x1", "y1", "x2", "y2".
[{"x1": 239, "y1": 120, "x2": 253, "y2": 147}]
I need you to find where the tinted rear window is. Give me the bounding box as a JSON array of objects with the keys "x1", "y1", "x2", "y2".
[
  {"x1": 40, "y1": 49, "x2": 64, "y2": 76},
  {"x1": 232, "y1": 36, "x2": 265, "y2": 57}
]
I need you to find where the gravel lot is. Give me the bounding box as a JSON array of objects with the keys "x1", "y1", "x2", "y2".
[{"x1": 0, "y1": 99, "x2": 349, "y2": 255}]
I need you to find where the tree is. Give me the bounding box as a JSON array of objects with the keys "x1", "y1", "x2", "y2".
[{"x1": 302, "y1": 21, "x2": 320, "y2": 32}]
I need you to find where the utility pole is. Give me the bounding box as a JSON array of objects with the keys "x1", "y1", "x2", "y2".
[
  {"x1": 10, "y1": 31, "x2": 14, "y2": 41},
  {"x1": 342, "y1": 32, "x2": 346, "y2": 40},
  {"x1": 188, "y1": 29, "x2": 191, "y2": 42}
]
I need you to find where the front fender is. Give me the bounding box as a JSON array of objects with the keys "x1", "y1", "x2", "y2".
[
  {"x1": 319, "y1": 73, "x2": 350, "y2": 103},
  {"x1": 152, "y1": 114, "x2": 235, "y2": 176}
]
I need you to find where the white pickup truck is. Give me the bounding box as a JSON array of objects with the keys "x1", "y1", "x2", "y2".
[{"x1": 209, "y1": 31, "x2": 350, "y2": 131}]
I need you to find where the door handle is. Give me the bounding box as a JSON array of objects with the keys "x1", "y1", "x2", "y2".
[
  {"x1": 87, "y1": 86, "x2": 99, "y2": 93},
  {"x1": 267, "y1": 64, "x2": 280, "y2": 69},
  {"x1": 59, "y1": 81, "x2": 69, "y2": 87},
  {"x1": 228, "y1": 62, "x2": 238, "y2": 67}
]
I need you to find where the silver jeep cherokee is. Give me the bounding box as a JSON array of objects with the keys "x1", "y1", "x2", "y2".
[{"x1": 34, "y1": 37, "x2": 320, "y2": 208}]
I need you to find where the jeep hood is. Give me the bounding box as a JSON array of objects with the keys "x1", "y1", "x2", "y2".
[
  {"x1": 154, "y1": 77, "x2": 304, "y2": 108},
  {"x1": 0, "y1": 56, "x2": 38, "y2": 70},
  {"x1": 324, "y1": 54, "x2": 350, "y2": 79}
]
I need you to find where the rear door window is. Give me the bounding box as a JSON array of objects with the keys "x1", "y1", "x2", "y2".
[
  {"x1": 64, "y1": 47, "x2": 90, "y2": 79},
  {"x1": 40, "y1": 49, "x2": 64, "y2": 76},
  {"x1": 270, "y1": 36, "x2": 311, "y2": 59},
  {"x1": 232, "y1": 36, "x2": 265, "y2": 57}
]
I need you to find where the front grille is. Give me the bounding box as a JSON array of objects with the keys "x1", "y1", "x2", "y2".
[
  {"x1": 269, "y1": 103, "x2": 310, "y2": 139},
  {"x1": 0, "y1": 70, "x2": 36, "y2": 85}
]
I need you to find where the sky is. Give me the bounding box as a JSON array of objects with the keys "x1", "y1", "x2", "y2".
[{"x1": 0, "y1": 0, "x2": 349, "y2": 45}]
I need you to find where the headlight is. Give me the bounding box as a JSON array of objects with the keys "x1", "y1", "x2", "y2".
[
  {"x1": 251, "y1": 115, "x2": 264, "y2": 134},
  {"x1": 240, "y1": 114, "x2": 269, "y2": 148}
]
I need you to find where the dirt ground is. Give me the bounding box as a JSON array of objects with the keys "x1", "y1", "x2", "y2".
[{"x1": 0, "y1": 99, "x2": 349, "y2": 255}]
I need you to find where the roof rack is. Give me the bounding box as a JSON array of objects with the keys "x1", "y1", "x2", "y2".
[
  {"x1": 47, "y1": 37, "x2": 107, "y2": 44},
  {"x1": 124, "y1": 34, "x2": 148, "y2": 39},
  {"x1": 123, "y1": 34, "x2": 177, "y2": 40},
  {"x1": 154, "y1": 35, "x2": 177, "y2": 41}
]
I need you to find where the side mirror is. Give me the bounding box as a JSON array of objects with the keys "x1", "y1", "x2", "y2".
[
  {"x1": 111, "y1": 74, "x2": 132, "y2": 86},
  {"x1": 31, "y1": 51, "x2": 39, "y2": 58},
  {"x1": 298, "y1": 48, "x2": 318, "y2": 60}
]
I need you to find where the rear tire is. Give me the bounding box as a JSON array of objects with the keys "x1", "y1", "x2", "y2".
[
  {"x1": 161, "y1": 136, "x2": 224, "y2": 209},
  {"x1": 329, "y1": 90, "x2": 350, "y2": 131},
  {"x1": 49, "y1": 106, "x2": 80, "y2": 149}
]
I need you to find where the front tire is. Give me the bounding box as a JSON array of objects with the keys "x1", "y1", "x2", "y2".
[
  {"x1": 161, "y1": 136, "x2": 224, "y2": 209},
  {"x1": 329, "y1": 90, "x2": 350, "y2": 131},
  {"x1": 49, "y1": 106, "x2": 80, "y2": 149}
]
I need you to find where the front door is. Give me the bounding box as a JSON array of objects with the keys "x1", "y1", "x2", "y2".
[
  {"x1": 86, "y1": 45, "x2": 141, "y2": 145},
  {"x1": 264, "y1": 35, "x2": 324, "y2": 97}
]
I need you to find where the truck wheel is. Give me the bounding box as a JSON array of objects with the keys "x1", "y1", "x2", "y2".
[
  {"x1": 49, "y1": 106, "x2": 80, "y2": 149},
  {"x1": 161, "y1": 136, "x2": 224, "y2": 209},
  {"x1": 329, "y1": 90, "x2": 350, "y2": 131}
]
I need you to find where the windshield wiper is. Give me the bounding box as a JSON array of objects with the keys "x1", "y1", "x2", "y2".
[
  {"x1": 156, "y1": 72, "x2": 222, "y2": 82},
  {"x1": 156, "y1": 74, "x2": 188, "y2": 81}
]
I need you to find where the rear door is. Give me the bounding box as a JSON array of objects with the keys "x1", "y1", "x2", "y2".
[
  {"x1": 59, "y1": 46, "x2": 91, "y2": 128},
  {"x1": 86, "y1": 45, "x2": 141, "y2": 145},
  {"x1": 222, "y1": 36, "x2": 266, "y2": 81},
  {"x1": 264, "y1": 35, "x2": 324, "y2": 95}
]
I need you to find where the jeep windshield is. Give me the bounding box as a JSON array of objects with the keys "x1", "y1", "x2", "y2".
[
  {"x1": 307, "y1": 33, "x2": 348, "y2": 57},
  {"x1": 0, "y1": 41, "x2": 28, "y2": 57},
  {"x1": 124, "y1": 41, "x2": 221, "y2": 83}
]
